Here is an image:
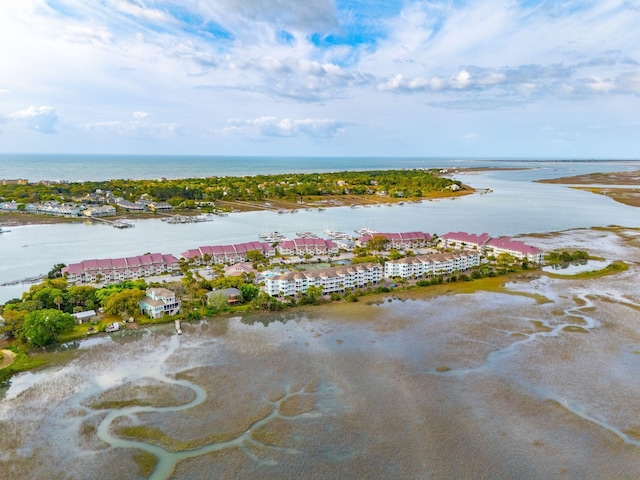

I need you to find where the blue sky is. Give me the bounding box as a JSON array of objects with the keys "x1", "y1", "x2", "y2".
[{"x1": 0, "y1": 0, "x2": 639, "y2": 158}]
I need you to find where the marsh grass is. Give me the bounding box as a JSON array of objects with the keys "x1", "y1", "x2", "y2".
[
  {"x1": 279, "y1": 395, "x2": 314, "y2": 416},
  {"x1": 529, "y1": 321, "x2": 553, "y2": 333},
  {"x1": 133, "y1": 451, "x2": 158, "y2": 477},
  {"x1": 562, "y1": 326, "x2": 589, "y2": 333},
  {"x1": 86, "y1": 381, "x2": 195, "y2": 410},
  {"x1": 251, "y1": 418, "x2": 296, "y2": 447},
  {"x1": 544, "y1": 261, "x2": 628, "y2": 280}
]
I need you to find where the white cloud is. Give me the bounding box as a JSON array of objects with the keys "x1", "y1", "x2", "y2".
[
  {"x1": 586, "y1": 76, "x2": 615, "y2": 93},
  {"x1": 132, "y1": 111, "x2": 149, "y2": 119},
  {"x1": 85, "y1": 119, "x2": 179, "y2": 139},
  {"x1": 221, "y1": 117, "x2": 346, "y2": 138},
  {"x1": 9, "y1": 105, "x2": 59, "y2": 134}
]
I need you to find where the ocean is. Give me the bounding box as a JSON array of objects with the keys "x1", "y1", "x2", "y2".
[{"x1": 1, "y1": 153, "x2": 636, "y2": 182}]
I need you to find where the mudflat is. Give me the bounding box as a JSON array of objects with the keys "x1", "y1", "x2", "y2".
[{"x1": 538, "y1": 170, "x2": 640, "y2": 208}]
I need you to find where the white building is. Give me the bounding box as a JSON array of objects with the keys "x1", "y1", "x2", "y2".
[
  {"x1": 265, "y1": 263, "x2": 383, "y2": 297},
  {"x1": 83, "y1": 205, "x2": 117, "y2": 217},
  {"x1": 139, "y1": 288, "x2": 181, "y2": 319},
  {"x1": 385, "y1": 251, "x2": 481, "y2": 279}
]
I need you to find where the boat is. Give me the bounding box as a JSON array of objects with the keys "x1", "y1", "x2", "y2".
[
  {"x1": 355, "y1": 227, "x2": 378, "y2": 236},
  {"x1": 0, "y1": 226, "x2": 10, "y2": 234}
]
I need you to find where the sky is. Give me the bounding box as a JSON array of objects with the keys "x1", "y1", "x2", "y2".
[{"x1": 0, "y1": 0, "x2": 639, "y2": 158}]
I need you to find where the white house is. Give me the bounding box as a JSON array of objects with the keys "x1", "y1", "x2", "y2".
[{"x1": 139, "y1": 288, "x2": 181, "y2": 319}]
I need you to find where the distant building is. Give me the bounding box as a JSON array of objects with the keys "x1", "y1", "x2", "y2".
[
  {"x1": 356, "y1": 232, "x2": 432, "y2": 250},
  {"x1": 83, "y1": 205, "x2": 116, "y2": 217},
  {"x1": 139, "y1": 288, "x2": 181, "y2": 319},
  {"x1": 180, "y1": 242, "x2": 275, "y2": 265},
  {"x1": 1, "y1": 179, "x2": 28, "y2": 185},
  {"x1": 278, "y1": 238, "x2": 339, "y2": 256}
]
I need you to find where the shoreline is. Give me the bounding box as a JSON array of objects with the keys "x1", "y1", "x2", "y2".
[{"x1": 0, "y1": 189, "x2": 475, "y2": 227}]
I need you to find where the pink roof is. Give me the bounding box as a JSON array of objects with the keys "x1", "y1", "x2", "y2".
[
  {"x1": 84, "y1": 259, "x2": 99, "y2": 269},
  {"x1": 126, "y1": 256, "x2": 142, "y2": 266},
  {"x1": 96, "y1": 259, "x2": 112, "y2": 269},
  {"x1": 163, "y1": 254, "x2": 178, "y2": 264},
  {"x1": 442, "y1": 232, "x2": 490, "y2": 245},
  {"x1": 112, "y1": 258, "x2": 127, "y2": 268},
  {"x1": 211, "y1": 245, "x2": 224, "y2": 254},
  {"x1": 179, "y1": 249, "x2": 200, "y2": 259},
  {"x1": 200, "y1": 246, "x2": 214, "y2": 255},
  {"x1": 150, "y1": 253, "x2": 164, "y2": 263},
  {"x1": 486, "y1": 237, "x2": 542, "y2": 254}
]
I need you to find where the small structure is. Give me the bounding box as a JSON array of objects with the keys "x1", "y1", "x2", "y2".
[
  {"x1": 71, "y1": 309, "x2": 97, "y2": 324},
  {"x1": 105, "y1": 322, "x2": 120, "y2": 333},
  {"x1": 207, "y1": 288, "x2": 242, "y2": 306},
  {"x1": 175, "y1": 319, "x2": 182, "y2": 335},
  {"x1": 139, "y1": 288, "x2": 181, "y2": 319}
]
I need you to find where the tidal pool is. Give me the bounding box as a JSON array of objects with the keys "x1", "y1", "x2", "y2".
[{"x1": 2, "y1": 228, "x2": 640, "y2": 479}]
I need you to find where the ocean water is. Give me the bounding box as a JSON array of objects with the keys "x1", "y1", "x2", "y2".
[{"x1": 0, "y1": 153, "x2": 637, "y2": 182}]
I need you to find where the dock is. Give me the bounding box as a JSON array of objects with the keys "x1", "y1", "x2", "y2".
[{"x1": 175, "y1": 319, "x2": 182, "y2": 335}]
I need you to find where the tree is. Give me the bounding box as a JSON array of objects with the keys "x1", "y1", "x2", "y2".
[
  {"x1": 246, "y1": 250, "x2": 265, "y2": 262},
  {"x1": 48, "y1": 263, "x2": 66, "y2": 279},
  {"x1": 103, "y1": 289, "x2": 146, "y2": 316},
  {"x1": 366, "y1": 235, "x2": 390, "y2": 253},
  {"x1": 240, "y1": 283, "x2": 259, "y2": 302},
  {"x1": 304, "y1": 285, "x2": 323, "y2": 304},
  {"x1": 17, "y1": 309, "x2": 75, "y2": 348}
]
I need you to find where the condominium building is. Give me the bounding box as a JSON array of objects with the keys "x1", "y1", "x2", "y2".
[
  {"x1": 62, "y1": 253, "x2": 180, "y2": 285},
  {"x1": 180, "y1": 242, "x2": 275, "y2": 265},
  {"x1": 384, "y1": 251, "x2": 481, "y2": 279},
  {"x1": 439, "y1": 232, "x2": 491, "y2": 251},
  {"x1": 356, "y1": 231, "x2": 432, "y2": 249},
  {"x1": 485, "y1": 237, "x2": 544, "y2": 263},
  {"x1": 265, "y1": 263, "x2": 383, "y2": 297},
  {"x1": 278, "y1": 238, "x2": 339, "y2": 256}
]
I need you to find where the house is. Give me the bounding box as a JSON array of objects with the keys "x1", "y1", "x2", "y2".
[
  {"x1": 207, "y1": 288, "x2": 242, "y2": 305},
  {"x1": 224, "y1": 262, "x2": 257, "y2": 277},
  {"x1": 83, "y1": 205, "x2": 117, "y2": 217},
  {"x1": 139, "y1": 288, "x2": 181, "y2": 319}
]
